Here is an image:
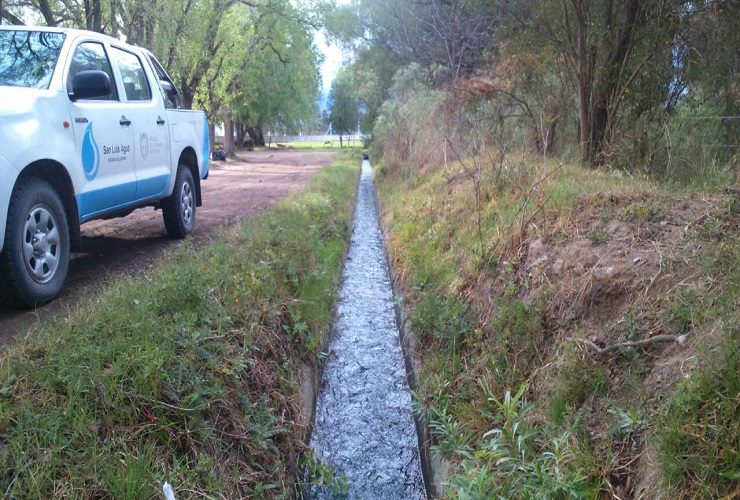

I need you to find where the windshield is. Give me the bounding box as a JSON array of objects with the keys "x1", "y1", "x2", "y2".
[{"x1": 0, "y1": 30, "x2": 65, "y2": 89}]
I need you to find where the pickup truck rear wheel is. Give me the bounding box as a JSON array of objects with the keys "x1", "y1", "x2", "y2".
[
  {"x1": 162, "y1": 165, "x2": 195, "y2": 239},
  {"x1": 0, "y1": 178, "x2": 70, "y2": 308}
]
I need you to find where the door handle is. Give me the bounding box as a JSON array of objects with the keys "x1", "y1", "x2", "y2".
[
  {"x1": 120, "y1": 116, "x2": 131, "y2": 126},
  {"x1": 156, "y1": 116, "x2": 165, "y2": 125}
]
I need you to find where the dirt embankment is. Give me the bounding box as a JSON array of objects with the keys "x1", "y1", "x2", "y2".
[
  {"x1": 516, "y1": 191, "x2": 739, "y2": 498},
  {"x1": 0, "y1": 150, "x2": 334, "y2": 341}
]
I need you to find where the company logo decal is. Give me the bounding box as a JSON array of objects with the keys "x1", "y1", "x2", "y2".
[
  {"x1": 81, "y1": 123, "x2": 100, "y2": 181},
  {"x1": 140, "y1": 132, "x2": 149, "y2": 160}
]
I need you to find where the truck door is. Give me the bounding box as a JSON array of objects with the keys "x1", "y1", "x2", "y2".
[
  {"x1": 109, "y1": 46, "x2": 171, "y2": 201},
  {"x1": 65, "y1": 40, "x2": 136, "y2": 221}
]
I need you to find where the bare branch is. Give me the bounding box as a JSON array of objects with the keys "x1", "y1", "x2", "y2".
[{"x1": 581, "y1": 335, "x2": 686, "y2": 355}]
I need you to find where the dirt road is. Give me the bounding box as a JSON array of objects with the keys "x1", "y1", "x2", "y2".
[{"x1": 0, "y1": 149, "x2": 335, "y2": 342}]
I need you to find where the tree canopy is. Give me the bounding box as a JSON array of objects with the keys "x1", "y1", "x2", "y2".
[
  {"x1": 1, "y1": 0, "x2": 326, "y2": 153},
  {"x1": 325, "y1": 0, "x2": 738, "y2": 169},
  {"x1": 327, "y1": 68, "x2": 358, "y2": 146},
  {"x1": 2, "y1": 0, "x2": 736, "y2": 166}
]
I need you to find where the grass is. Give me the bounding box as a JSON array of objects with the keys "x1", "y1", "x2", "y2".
[
  {"x1": 0, "y1": 154, "x2": 359, "y2": 498},
  {"x1": 658, "y1": 329, "x2": 740, "y2": 498},
  {"x1": 376, "y1": 150, "x2": 739, "y2": 498},
  {"x1": 657, "y1": 213, "x2": 740, "y2": 498}
]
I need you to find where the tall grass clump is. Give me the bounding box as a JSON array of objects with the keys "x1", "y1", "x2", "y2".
[{"x1": 0, "y1": 160, "x2": 358, "y2": 498}]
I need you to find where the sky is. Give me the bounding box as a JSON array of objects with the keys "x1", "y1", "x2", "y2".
[
  {"x1": 314, "y1": 0, "x2": 351, "y2": 111},
  {"x1": 315, "y1": 29, "x2": 345, "y2": 95}
]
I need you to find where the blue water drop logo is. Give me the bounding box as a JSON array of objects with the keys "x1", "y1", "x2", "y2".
[{"x1": 81, "y1": 123, "x2": 100, "y2": 181}]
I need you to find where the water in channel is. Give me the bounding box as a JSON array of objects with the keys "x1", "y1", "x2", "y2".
[{"x1": 307, "y1": 160, "x2": 425, "y2": 499}]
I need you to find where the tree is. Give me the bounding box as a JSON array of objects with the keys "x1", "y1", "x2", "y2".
[
  {"x1": 196, "y1": 0, "x2": 321, "y2": 153},
  {"x1": 328, "y1": 69, "x2": 358, "y2": 147},
  {"x1": 324, "y1": 0, "x2": 502, "y2": 138},
  {"x1": 518, "y1": 0, "x2": 685, "y2": 165}
]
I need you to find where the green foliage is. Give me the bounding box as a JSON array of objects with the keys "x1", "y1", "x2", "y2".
[
  {"x1": 328, "y1": 68, "x2": 359, "y2": 139},
  {"x1": 197, "y1": 0, "x2": 321, "y2": 141},
  {"x1": 587, "y1": 228, "x2": 606, "y2": 245},
  {"x1": 621, "y1": 200, "x2": 665, "y2": 223},
  {"x1": 378, "y1": 128, "x2": 739, "y2": 497},
  {"x1": 2, "y1": 0, "x2": 324, "y2": 141},
  {"x1": 300, "y1": 449, "x2": 350, "y2": 495},
  {"x1": 608, "y1": 406, "x2": 645, "y2": 439},
  {"x1": 414, "y1": 389, "x2": 474, "y2": 460},
  {"x1": 324, "y1": 0, "x2": 497, "y2": 134},
  {"x1": 411, "y1": 292, "x2": 471, "y2": 351},
  {"x1": 655, "y1": 216, "x2": 740, "y2": 496},
  {"x1": 0, "y1": 162, "x2": 358, "y2": 498},
  {"x1": 372, "y1": 64, "x2": 448, "y2": 174},
  {"x1": 443, "y1": 385, "x2": 594, "y2": 500}
]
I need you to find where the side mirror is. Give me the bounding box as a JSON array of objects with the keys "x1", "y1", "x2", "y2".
[
  {"x1": 160, "y1": 79, "x2": 183, "y2": 109},
  {"x1": 160, "y1": 80, "x2": 174, "y2": 92},
  {"x1": 71, "y1": 70, "x2": 112, "y2": 100}
]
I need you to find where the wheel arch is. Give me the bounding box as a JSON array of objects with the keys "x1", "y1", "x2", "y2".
[
  {"x1": 177, "y1": 147, "x2": 202, "y2": 207},
  {"x1": 16, "y1": 161, "x2": 81, "y2": 252}
]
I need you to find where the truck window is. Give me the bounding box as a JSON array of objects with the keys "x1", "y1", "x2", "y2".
[
  {"x1": 67, "y1": 42, "x2": 118, "y2": 101},
  {"x1": 145, "y1": 52, "x2": 182, "y2": 109},
  {"x1": 0, "y1": 30, "x2": 65, "y2": 89},
  {"x1": 110, "y1": 47, "x2": 152, "y2": 102}
]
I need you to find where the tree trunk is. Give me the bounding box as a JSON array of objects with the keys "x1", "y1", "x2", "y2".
[
  {"x1": 84, "y1": 0, "x2": 102, "y2": 32},
  {"x1": 574, "y1": 0, "x2": 592, "y2": 164},
  {"x1": 223, "y1": 112, "x2": 235, "y2": 158},
  {"x1": 247, "y1": 126, "x2": 265, "y2": 147},
  {"x1": 208, "y1": 123, "x2": 216, "y2": 155},
  {"x1": 571, "y1": 0, "x2": 641, "y2": 166},
  {"x1": 235, "y1": 123, "x2": 249, "y2": 149},
  {"x1": 180, "y1": 83, "x2": 194, "y2": 110},
  {"x1": 1, "y1": 4, "x2": 25, "y2": 24},
  {"x1": 144, "y1": 0, "x2": 156, "y2": 47},
  {"x1": 37, "y1": 0, "x2": 57, "y2": 26}
]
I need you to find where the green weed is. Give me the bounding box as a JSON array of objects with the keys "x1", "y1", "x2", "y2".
[
  {"x1": 587, "y1": 227, "x2": 606, "y2": 245},
  {"x1": 608, "y1": 406, "x2": 645, "y2": 439},
  {"x1": 410, "y1": 292, "x2": 471, "y2": 351},
  {"x1": 377, "y1": 134, "x2": 737, "y2": 498},
  {"x1": 300, "y1": 449, "x2": 350, "y2": 496},
  {"x1": 445, "y1": 385, "x2": 595, "y2": 499},
  {"x1": 548, "y1": 342, "x2": 609, "y2": 425}
]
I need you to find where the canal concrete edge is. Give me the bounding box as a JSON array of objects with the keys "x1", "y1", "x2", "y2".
[
  {"x1": 296, "y1": 161, "x2": 362, "y2": 495},
  {"x1": 296, "y1": 157, "x2": 447, "y2": 498},
  {"x1": 370, "y1": 164, "x2": 450, "y2": 499}
]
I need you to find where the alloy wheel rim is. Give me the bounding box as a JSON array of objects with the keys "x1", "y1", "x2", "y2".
[
  {"x1": 180, "y1": 182, "x2": 193, "y2": 225},
  {"x1": 23, "y1": 205, "x2": 60, "y2": 283}
]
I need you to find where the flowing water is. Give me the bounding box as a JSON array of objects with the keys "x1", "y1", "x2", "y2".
[{"x1": 307, "y1": 160, "x2": 426, "y2": 499}]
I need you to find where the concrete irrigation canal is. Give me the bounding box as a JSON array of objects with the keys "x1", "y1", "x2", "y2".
[{"x1": 307, "y1": 159, "x2": 426, "y2": 499}]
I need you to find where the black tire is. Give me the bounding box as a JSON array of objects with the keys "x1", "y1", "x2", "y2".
[
  {"x1": 0, "y1": 178, "x2": 70, "y2": 308},
  {"x1": 162, "y1": 165, "x2": 196, "y2": 239}
]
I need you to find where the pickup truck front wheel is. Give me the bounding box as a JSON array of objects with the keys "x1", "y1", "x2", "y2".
[
  {"x1": 162, "y1": 165, "x2": 195, "y2": 239},
  {"x1": 0, "y1": 178, "x2": 70, "y2": 308}
]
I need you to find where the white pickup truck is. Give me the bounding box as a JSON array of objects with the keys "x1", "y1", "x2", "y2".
[{"x1": 0, "y1": 26, "x2": 210, "y2": 307}]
